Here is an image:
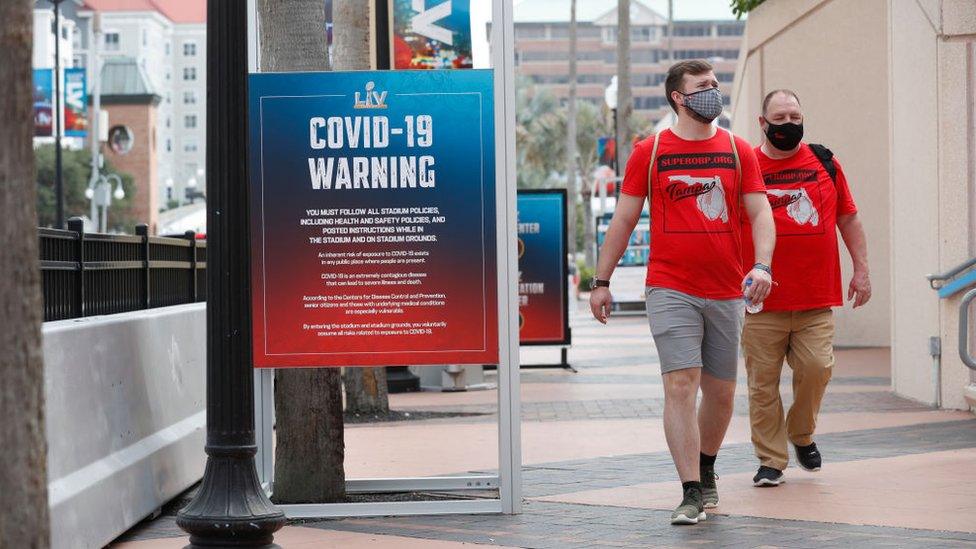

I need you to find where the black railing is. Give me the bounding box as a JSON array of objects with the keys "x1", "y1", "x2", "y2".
[{"x1": 40, "y1": 217, "x2": 207, "y2": 322}]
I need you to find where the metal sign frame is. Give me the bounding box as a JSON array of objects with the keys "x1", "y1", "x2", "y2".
[{"x1": 246, "y1": 0, "x2": 520, "y2": 518}]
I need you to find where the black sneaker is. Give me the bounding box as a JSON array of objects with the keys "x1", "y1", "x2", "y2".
[
  {"x1": 794, "y1": 442, "x2": 822, "y2": 472},
  {"x1": 700, "y1": 466, "x2": 719, "y2": 509},
  {"x1": 752, "y1": 466, "x2": 784, "y2": 487}
]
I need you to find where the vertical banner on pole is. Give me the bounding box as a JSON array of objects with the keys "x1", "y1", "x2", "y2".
[
  {"x1": 248, "y1": 69, "x2": 497, "y2": 368},
  {"x1": 390, "y1": 0, "x2": 473, "y2": 69},
  {"x1": 33, "y1": 68, "x2": 54, "y2": 137},
  {"x1": 517, "y1": 190, "x2": 570, "y2": 345},
  {"x1": 64, "y1": 67, "x2": 88, "y2": 137}
]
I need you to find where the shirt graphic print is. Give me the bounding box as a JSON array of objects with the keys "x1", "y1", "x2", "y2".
[
  {"x1": 741, "y1": 143, "x2": 859, "y2": 311},
  {"x1": 621, "y1": 129, "x2": 766, "y2": 300}
]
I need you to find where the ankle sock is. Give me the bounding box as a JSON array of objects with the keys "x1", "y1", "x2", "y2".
[{"x1": 700, "y1": 452, "x2": 717, "y2": 468}]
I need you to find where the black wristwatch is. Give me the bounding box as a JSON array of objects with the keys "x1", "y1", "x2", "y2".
[
  {"x1": 752, "y1": 263, "x2": 772, "y2": 275},
  {"x1": 589, "y1": 278, "x2": 611, "y2": 290}
]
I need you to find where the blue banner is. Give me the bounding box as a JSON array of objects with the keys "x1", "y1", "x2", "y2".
[
  {"x1": 392, "y1": 0, "x2": 472, "y2": 69},
  {"x1": 248, "y1": 69, "x2": 497, "y2": 368},
  {"x1": 33, "y1": 68, "x2": 54, "y2": 137},
  {"x1": 64, "y1": 68, "x2": 88, "y2": 137},
  {"x1": 517, "y1": 190, "x2": 569, "y2": 345}
]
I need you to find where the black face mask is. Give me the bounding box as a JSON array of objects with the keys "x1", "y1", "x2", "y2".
[{"x1": 763, "y1": 119, "x2": 803, "y2": 151}]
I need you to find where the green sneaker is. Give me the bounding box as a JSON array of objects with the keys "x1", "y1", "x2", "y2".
[
  {"x1": 700, "y1": 466, "x2": 719, "y2": 509},
  {"x1": 670, "y1": 487, "x2": 706, "y2": 525}
]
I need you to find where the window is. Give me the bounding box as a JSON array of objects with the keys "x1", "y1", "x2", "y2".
[
  {"x1": 183, "y1": 91, "x2": 197, "y2": 105},
  {"x1": 515, "y1": 25, "x2": 546, "y2": 39},
  {"x1": 632, "y1": 49, "x2": 657, "y2": 64},
  {"x1": 631, "y1": 27, "x2": 652, "y2": 42},
  {"x1": 183, "y1": 41, "x2": 197, "y2": 56},
  {"x1": 165, "y1": 42, "x2": 171, "y2": 55},
  {"x1": 637, "y1": 73, "x2": 667, "y2": 87},
  {"x1": 166, "y1": 70, "x2": 171, "y2": 81},
  {"x1": 183, "y1": 139, "x2": 198, "y2": 153},
  {"x1": 141, "y1": 29, "x2": 147, "y2": 46},
  {"x1": 165, "y1": 117, "x2": 171, "y2": 128},
  {"x1": 104, "y1": 32, "x2": 120, "y2": 51},
  {"x1": 185, "y1": 115, "x2": 197, "y2": 129},
  {"x1": 183, "y1": 67, "x2": 197, "y2": 81},
  {"x1": 717, "y1": 24, "x2": 744, "y2": 36},
  {"x1": 577, "y1": 25, "x2": 602, "y2": 39},
  {"x1": 166, "y1": 138, "x2": 172, "y2": 152},
  {"x1": 72, "y1": 54, "x2": 86, "y2": 68},
  {"x1": 673, "y1": 25, "x2": 709, "y2": 37},
  {"x1": 634, "y1": 96, "x2": 668, "y2": 110}
]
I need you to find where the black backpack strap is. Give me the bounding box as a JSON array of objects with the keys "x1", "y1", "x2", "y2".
[{"x1": 808, "y1": 143, "x2": 837, "y2": 183}]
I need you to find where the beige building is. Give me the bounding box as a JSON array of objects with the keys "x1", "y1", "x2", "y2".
[
  {"x1": 731, "y1": 0, "x2": 976, "y2": 411},
  {"x1": 514, "y1": 0, "x2": 744, "y2": 123}
]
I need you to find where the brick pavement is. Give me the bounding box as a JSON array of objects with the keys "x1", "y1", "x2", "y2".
[{"x1": 113, "y1": 309, "x2": 976, "y2": 549}]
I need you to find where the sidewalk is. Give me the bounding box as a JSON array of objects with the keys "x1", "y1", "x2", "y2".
[{"x1": 113, "y1": 301, "x2": 976, "y2": 548}]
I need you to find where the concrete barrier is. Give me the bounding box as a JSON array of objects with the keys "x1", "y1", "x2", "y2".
[{"x1": 43, "y1": 303, "x2": 206, "y2": 548}]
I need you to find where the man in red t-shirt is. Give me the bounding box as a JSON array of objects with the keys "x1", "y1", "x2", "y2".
[
  {"x1": 590, "y1": 60, "x2": 775, "y2": 525},
  {"x1": 742, "y1": 90, "x2": 871, "y2": 488}
]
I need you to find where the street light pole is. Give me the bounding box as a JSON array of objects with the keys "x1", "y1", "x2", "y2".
[
  {"x1": 175, "y1": 0, "x2": 285, "y2": 546},
  {"x1": 54, "y1": 0, "x2": 65, "y2": 228}
]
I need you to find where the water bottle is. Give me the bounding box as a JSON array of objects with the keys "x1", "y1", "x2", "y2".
[{"x1": 744, "y1": 278, "x2": 763, "y2": 314}]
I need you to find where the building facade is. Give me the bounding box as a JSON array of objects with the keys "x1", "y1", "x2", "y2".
[
  {"x1": 731, "y1": 0, "x2": 976, "y2": 412},
  {"x1": 513, "y1": 0, "x2": 744, "y2": 124},
  {"x1": 82, "y1": 0, "x2": 207, "y2": 210},
  {"x1": 34, "y1": 0, "x2": 206, "y2": 223}
]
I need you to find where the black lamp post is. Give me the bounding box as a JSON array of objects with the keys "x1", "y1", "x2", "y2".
[
  {"x1": 53, "y1": 0, "x2": 65, "y2": 228},
  {"x1": 175, "y1": 0, "x2": 285, "y2": 546}
]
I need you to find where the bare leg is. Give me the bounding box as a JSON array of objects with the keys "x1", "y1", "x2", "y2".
[
  {"x1": 698, "y1": 372, "x2": 737, "y2": 455},
  {"x1": 663, "y1": 367, "x2": 702, "y2": 482}
]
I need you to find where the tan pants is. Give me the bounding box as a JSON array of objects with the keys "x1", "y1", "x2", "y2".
[{"x1": 742, "y1": 308, "x2": 834, "y2": 471}]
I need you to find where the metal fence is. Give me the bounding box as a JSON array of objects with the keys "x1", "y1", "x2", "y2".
[{"x1": 40, "y1": 217, "x2": 207, "y2": 322}]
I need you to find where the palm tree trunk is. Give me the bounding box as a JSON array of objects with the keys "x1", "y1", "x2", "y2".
[
  {"x1": 616, "y1": 0, "x2": 633, "y2": 172},
  {"x1": 333, "y1": 0, "x2": 391, "y2": 416},
  {"x1": 583, "y1": 178, "x2": 596, "y2": 267},
  {"x1": 0, "y1": 0, "x2": 50, "y2": 545},
  {"x1": 258, "y1": 0, "x2": 346, "y2": 503},
  {"x1": 565, "y1": 0, "x2": 578, "y2": 258}
]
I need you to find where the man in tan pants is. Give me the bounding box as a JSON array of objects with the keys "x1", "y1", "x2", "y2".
[{"x1": 741, "y1": 90, "x2": 872, "y2": 486}]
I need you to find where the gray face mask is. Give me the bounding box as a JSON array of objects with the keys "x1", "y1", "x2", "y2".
[{"x1": 679, "y1": 87, "x2": 724, "y2": 122}]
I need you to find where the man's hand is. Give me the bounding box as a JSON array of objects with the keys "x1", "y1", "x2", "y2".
[
  {"x1": 848, "y1": 270, "x2": 872, "y2": 308},
  {"x1": 742, "y1": 268, "x2": 773, "y2": 304},
  {"x1": 589, "y1": 287, "x2": 612, "y2": 324}
]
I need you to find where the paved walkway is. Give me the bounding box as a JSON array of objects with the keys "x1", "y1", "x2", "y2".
[{"x1": 113, "y1": 301, "x2": 976, "y2": 548}]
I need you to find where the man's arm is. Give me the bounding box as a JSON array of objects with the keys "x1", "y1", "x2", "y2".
[
  {"x1": 743, "y1": 192, "x2": 775, "y2": 303},
  {"x1": 837, "y1": 213, "x2": 871, "y2": 308},
  {"x1": 589, "y1": 193, "x2": 644, "y2": 323}
]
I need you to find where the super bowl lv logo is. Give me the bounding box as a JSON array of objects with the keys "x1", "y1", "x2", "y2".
[{"x1": 354, "y1": 81, "x2": 388, "y2": 109}]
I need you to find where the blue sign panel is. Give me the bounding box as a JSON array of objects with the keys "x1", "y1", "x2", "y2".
[
  {"x1": 517, "y1": 189, "x2": 570, "y2": 345},
  {"x1": 248, "y1": 70, "x2": 497, "y2": 368}
]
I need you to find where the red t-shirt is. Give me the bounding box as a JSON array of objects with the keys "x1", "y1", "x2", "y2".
[
  {"x1": 620, "y1": 128, "x2": 766, "y2": 299},
  {"x1": 742, "y1": 143, "x2": 858, "y2": 311}
]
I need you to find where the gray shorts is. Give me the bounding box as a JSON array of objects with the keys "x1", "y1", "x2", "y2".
[{"x1": 645, "y1": 287, "x2": 744, "y2": 381}]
